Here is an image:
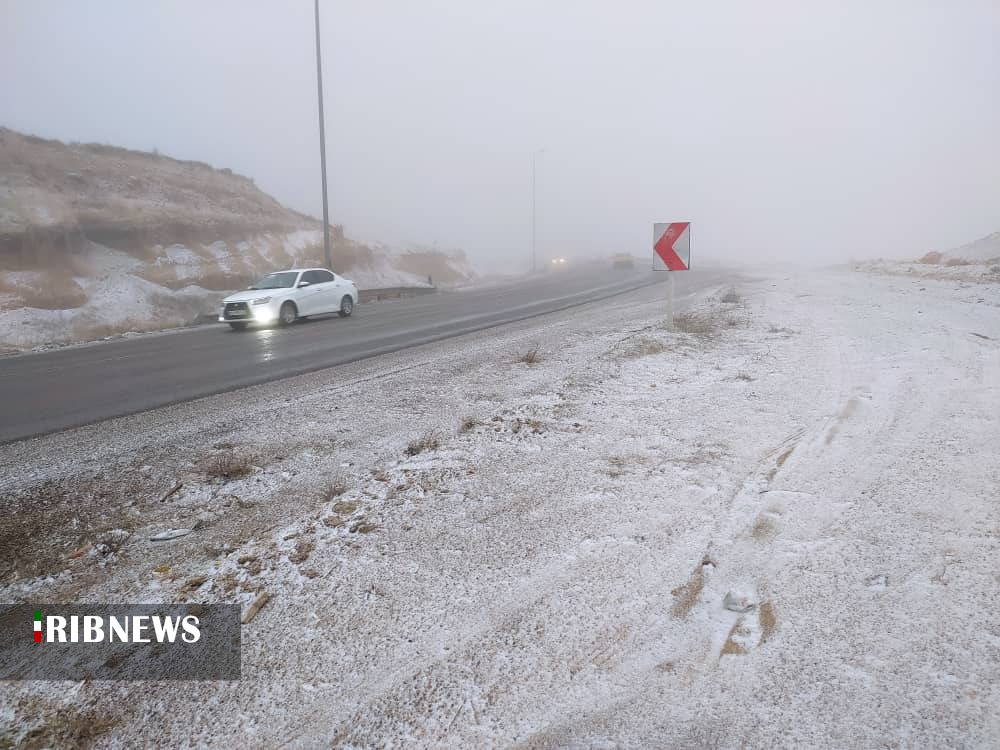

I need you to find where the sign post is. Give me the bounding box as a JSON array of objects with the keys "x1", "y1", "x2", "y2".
[
  {"x1": 667, "y1": 271, "x2": 675, "y2": 330},
  {"x1": 652, "y1": 221, "x2": 691, "y2": 330}
]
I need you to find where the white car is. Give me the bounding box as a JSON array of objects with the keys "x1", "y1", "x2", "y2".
[{"x1": 219, "y1": 268, "x2": 358, "y2": 330}]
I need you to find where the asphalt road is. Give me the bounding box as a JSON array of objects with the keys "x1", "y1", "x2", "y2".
[{"x1": 0, "y1": 265, "x2": 728, "y2": 443}]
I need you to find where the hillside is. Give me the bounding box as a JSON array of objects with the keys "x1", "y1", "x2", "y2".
[
  {"x1": 0, "y1": 128, "x2": 475, "y2": 349},
  {"x1": 916, "y1": 229, "x2": 1000, "y2": 267},
  {"x1": 941, "y1": 230, "x2": 1000, "y2": 264}
]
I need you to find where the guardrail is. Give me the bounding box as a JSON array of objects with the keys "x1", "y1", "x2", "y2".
[{"x1": 359, "y1": 286, "x2": 437, "y2": 303}]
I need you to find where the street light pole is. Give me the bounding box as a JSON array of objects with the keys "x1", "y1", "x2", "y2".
[
  {"x1": 314, "y1": 0, "x2": 332, "y2": 270},
  {"x1": 531, "y1": 148, "x2": 544, "y2": 274}
]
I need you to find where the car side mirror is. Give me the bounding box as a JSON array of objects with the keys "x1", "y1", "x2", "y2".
[{"x1": 298, "y1": 281, "x2": 310, "y2": 288}]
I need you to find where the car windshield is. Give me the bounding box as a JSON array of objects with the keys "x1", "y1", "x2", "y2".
[{"x1": 249, "y1": 272, "x2": 298, "y2": 290}]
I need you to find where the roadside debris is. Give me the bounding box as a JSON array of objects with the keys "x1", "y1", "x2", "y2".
[
  {"x1": 241, "y1": 591, "x2": 270, "y2": 624},
  {"x1": 150, "y1": 528, "x2": 194, "y2": 542},
  {"x1": 159, "y1": 481, "x2": 183, "y2": 502},
  {"x1": 68, "y1": 543, "x2": 92, "y2": 559},
  {"x1": 723, "y1": 591, "x2": 756, "y2": 613}
]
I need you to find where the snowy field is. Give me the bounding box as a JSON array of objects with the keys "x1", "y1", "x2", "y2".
[{"x1": 1, "y1": 268, "x2": 998, "y2": 748}]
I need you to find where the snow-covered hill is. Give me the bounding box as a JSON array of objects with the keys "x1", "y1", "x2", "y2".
[
  {"x1": 942, "y1": 230, "x2": 1000, "y2": 264},
  {"x1": 0, "y1": 128, "x2": 476, "y2": 349}
]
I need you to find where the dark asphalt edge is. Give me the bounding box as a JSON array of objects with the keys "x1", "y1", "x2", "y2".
[{"x1": 1, "y1": 275, "x2": 667, "y2": 446}]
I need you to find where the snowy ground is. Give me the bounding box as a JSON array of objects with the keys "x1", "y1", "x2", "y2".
[{"x1": 1, "y1": 268, "x2": 998, "y2": 748}]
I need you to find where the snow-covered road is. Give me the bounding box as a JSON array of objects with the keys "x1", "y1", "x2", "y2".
[{"x1": 2, "y1": 268, "x2": 998, "y2": 748}]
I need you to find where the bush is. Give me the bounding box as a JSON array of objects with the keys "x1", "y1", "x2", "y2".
[
  {"x1": 518, "y1": 345, "x2": 542, "y2": 364},
  {"x1": 203, "y1": 449, "x2": 255, "y2": 480},
  {"x1": 405, "y1": 431, "x2": 441, "y2": 457}
]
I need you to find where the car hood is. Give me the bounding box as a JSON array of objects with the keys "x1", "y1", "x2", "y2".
[{"x1": 222, "y1": 289, "x2": 288, "y2": 303}]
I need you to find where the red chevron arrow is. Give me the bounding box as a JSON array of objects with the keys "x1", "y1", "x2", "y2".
[{"x1": 654, "y1": 222, "x2": 690, "y2": 270}]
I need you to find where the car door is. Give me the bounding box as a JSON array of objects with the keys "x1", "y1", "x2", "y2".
[
  {"x1": 310, "y1": 269, "x2": 338, "y2": 313},
  {"x1": 296, "y1": 270, "x2": 325, "y2": 315}
]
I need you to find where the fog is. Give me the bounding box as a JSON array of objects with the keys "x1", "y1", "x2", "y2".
[{"x1": 2, "y1": 0, "x2": 998, "y2": 271}]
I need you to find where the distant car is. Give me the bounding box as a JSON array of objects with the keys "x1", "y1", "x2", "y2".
[
  {"x1": 612, "y1": 253, "x2": 634, "y2": 270},
  {"x1": 219, "y1": 268, "x2": 358, "y2": 330},
  {"x1": 549, "y1": 257, "x2": 568, "y2": 269}
]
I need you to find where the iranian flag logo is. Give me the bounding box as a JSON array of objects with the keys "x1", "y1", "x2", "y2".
[{"x1": 34, "y1": 610, "x2": 42, "y2": 642}]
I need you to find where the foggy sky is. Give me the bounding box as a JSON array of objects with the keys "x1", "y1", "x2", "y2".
[{"x1": 2, "y1": 1, "x2": 998, "y2": 270}]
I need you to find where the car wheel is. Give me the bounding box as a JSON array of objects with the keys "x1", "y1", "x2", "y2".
[
  {"x1": 228, "y1": 322, "x2": 249, "y2": 331},
  {"x1": 338, "y1": 295, "x2": 354, "y2": 318},
  {"x1": 278, "y1": 301, "x2": 298, "y2": 326}
]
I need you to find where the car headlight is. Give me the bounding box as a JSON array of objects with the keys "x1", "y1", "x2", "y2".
[{"x1": 251, "y1": 296, "x2": 271, "y2": 305}]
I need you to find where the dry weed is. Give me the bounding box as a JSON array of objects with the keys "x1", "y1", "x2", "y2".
[{"x1": 405, "y1": 431, "x2": 441, "y2": 456}]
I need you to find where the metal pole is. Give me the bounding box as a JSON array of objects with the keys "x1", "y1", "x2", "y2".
[
  {"x1": 531, "y1": 153, "x2": 537, "y2": 274},
  {"x1": 314, "y1": 0, "x2": 332, "y2": 270},
  {"x1": 531, "y1": 148, "x2": 544, "y2": 274},
  {"x1": 667, "y1": 271, "x2": 675, "y2": 331}
]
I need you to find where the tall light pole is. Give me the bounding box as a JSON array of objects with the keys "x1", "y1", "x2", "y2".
[
  {"x1": 314, "y1": 0, "x2": 332, "y2": 270},
  {"x1": 531, "y1": 148, "x2": 545, "y2": 273}
]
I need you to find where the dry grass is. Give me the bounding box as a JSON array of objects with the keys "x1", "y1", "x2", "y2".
[
  {"x1": 751, "y1": 515, "x2": 776, "y2": 541},
  {"x1": 1, "y1": 126, "x2": 309, "y2": 237},
  {"x1": 720, "y1": 287, "x2": 741, "y2": 303},
  {"x1": 0, "y1": 270, "x2": 88, "y2": 310},
  {"x1": 672, "y1": 311, "x2": 719, "y2": 336},
  {"x1": 237, "y1": 554, "x2": 262, "y2": 576},
  {"x1": 518, "y1": 344, "x2": 543, "y2": 364},
  {"x1": 202, "y1": 449, "x2": 255, "y2": 481},
  {"x1": 606, "y1": 455, "x2": 627, "y2": 477},
  {"x1": 15, "y1": 703, "x2": 119, "y2": 750},
  {"x1": 720, "y1": 619, "x2": 749, "y2": 656},
  {"x1": 459, "y1": 416, "x2": 480, "y2": 433},
  {"x1": 405, "y1": 431, "x2": 442, "y2": 456},
  {"x1": 332, "y1": 499, "x2": 358, "y2": 515},
  {"x1": 324, "y1": 476, "x2": 349, "y2": 500},
  {"x1": 287, "y1": 538, "x2": 315, "y2": 565},
  {"x1": 619, "y1": 336, "x2": 668, "y2": 359},
  {"x1": 509, "y1": 416, "x2": 545, "y2": 435},
  {"x1": 945, "y1": 257, "x2": 972, "y2": 266},
  {"x1": 670, "y1": 558, "x2": 714, "y2": 618},
  {"x1": 0, "y1": 474, "x2": 149, "y2": 582},
  {"x1": 759, "y1": 600, "x2": 777, "y2": 643}
]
